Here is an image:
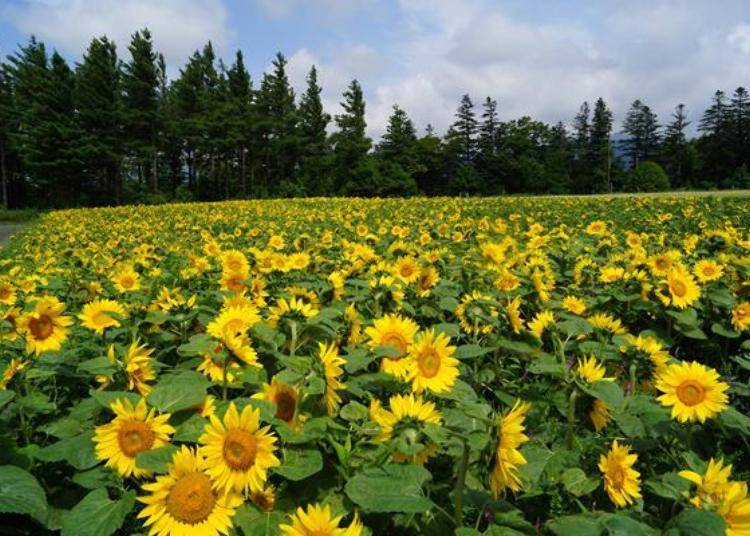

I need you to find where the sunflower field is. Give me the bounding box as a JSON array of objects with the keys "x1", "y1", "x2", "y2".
[{"x1": 1, "y1": 195, "x2": 750, "y2": 536}]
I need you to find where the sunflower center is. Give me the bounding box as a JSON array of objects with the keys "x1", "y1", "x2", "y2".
[
  {"x1": 418, "y1": 349, "x2": 441, "y2": 378},
  {"x1": 28, "y1": 315, "x2": 54, "y2": 340},
  {"x1": 117, "y1": 421, "x2": 155, "y2": 457},
  {"x1": 226, "y1": 259, "x2": 243, "y2": 271},
  {"x1": 0, "y1": 287, "x2": 11, "y2": 300},
  {"x1": 224, "y1": 319, "x2": 245, "y2": 338},
  {"x1": 165, "y1": 471, "x2": 216, "y2": 525},
  {"x1": 222, "y1": 429, "x2": 258, "y2": 470},
  {"x1": 380, "y1": 332, "x2": 407, "y2": 356},
  {"x1": 274, "y1": 391, "x2": 297, "y2": 423},
  {"x1": 609, "y1": 467, "x2": 627, "y2": 488},
  {"x1": 92, "y1": 310, "x2": 112, "y2": 327},
  {"x1": 400, "y1": 265, "x2": 415, "y2": 277},
  {"x1": 670, "y1": 280, "x2": 687, "y2": 298},
  {"x1": 676, "y1": 380, "x2": 706, "y2": 406}
]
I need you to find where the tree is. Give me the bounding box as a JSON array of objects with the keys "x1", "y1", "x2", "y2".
[
  {"x1": 298, "y1": 66, "x2": 331, "y2": 196},
  {"x1": 729, "y1": 87, "x2": 750, "y2": 175},
  {"x1": 570, "y1": 101, "x2": 590, "y2": 193},
  {"x1": 662, "y1": 104, "x2": 691, "y2": 188},
  {"x1": 331, "y1": 79, "x2": 372, "y2": 194},
  {"x1": 621, "y1": 100, "x2": 660, "y2": 168},
  {"x1": 122, "y1": 29, "x2": 160, "y2": 192},
  {"x1": 414, "y1": 126, "x2": 444, "y2": 195},
  {"x1": 477, "y1": 97, "x2": 505, "y2": 193},
  {"x1": 697, "y1": 90, "x2": 733, "y2": 187},
  {"x1": 624, "y1": 161, "x2": 670, "y2": 192},
  {"x1": 75, "y1": 36, "x2": 123, "y2": 203},
  {"x1": 375, "y1": 105, "x2": 419, "y2": 196},
  {"x1": 590, "y1": 98, "x2": 613, "y2": 192}
]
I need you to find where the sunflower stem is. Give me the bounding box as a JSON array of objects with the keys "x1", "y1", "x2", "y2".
[
  {"x1": 454, "y1": 439, "x2": 470, "y2": 526},
  {"x1": 685, "y1": 424, "x2": 694, "y2": 452},
  {"x1": 289, "y1": 321, "x2": 298, "y2": 358},
  {"x1": 566, "y1": 388, "x2": 578, "y2": 450}
]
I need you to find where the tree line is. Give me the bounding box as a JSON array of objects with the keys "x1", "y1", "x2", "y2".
[{"x1": 1, "y1": 30, "x2": 749, "y2": 208}]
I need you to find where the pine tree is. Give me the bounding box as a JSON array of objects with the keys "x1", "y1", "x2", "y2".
[
  {"x1": 0, "y1": 64, "x2": 16, "y2": 207},
  {"x1": 589, "y1": 98, "x2": 613, "y2": 192},
  {"x1": 331, "y1": 79, "x2": 372, "y2": 194},
  {"x1": 414, "y1": 125, "x2": 443, "y2": 195},
  {"x1": 621, "y1": 100, "x2": 660, "y2": 168},
  {"x1": 225, "y1": 50, "x2": 253, "y2": 197},
  {"x1": 570, "y1": 101, "x2": 590, "y2": 193},
  {"x1": 75, "y1": 36, "x2": 123, "y2": 203},
  {"x1": 298, "y1": 66, "x2": 331, "y2": 196},
  {"x1": 662, "y1": 104, "x2": 691, "y2": 188},
  {"x1": 448, "y1": 94, "x2": 478, "y2": 164},
  {"x1": 698, "y1": 90, "x2": 733, "y2": 187},
  {"x1": 730, "y1": 87, "x2": 750, "y2": 174},
  {"x1": 376, "y1": 105, "x2": 419, "y2": 195},
  {"x1": 477, "y1": 97, "x2": 505, "y2": 193}
]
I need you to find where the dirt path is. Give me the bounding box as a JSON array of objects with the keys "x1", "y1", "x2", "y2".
[{"x1": 0, "y1": 224, "x2": 23, "y2": 247}]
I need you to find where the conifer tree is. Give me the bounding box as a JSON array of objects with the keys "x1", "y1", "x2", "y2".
[
  {"x1": 331, "y1": 79, "x2": 372, "y2": 194},
  {"x1": 621, "y1": 100, "x2": 660, "y2": 168},
  {"x1": 298, "y1": 66, "x2": 331, "y2": 196}
]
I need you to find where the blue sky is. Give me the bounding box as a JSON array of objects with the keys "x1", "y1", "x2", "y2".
[{"x1": 2, "y1": 0, "x2": 750, "y2": 137}]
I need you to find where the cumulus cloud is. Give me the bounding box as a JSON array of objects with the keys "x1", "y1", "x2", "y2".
[
  {"x1": 256, "y1": 0, "x2": 373, "y2": 19},
  {"x1": 3, "y1": 0, "x2": 234, "y2": 67}
]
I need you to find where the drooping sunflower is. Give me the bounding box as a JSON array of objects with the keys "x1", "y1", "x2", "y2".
[
  {"x1": 655, "y1": 361, "x2": 729, "y2": 423},
  {"x1": 197, "y1": 343, "x2": 242, "y2": 383},
  {"x1": 679, "y1": 457, "x2": 733, "y2": 507},
  {"x1": 17, "y1": 296, "x2": 73, "y2": 355},
  {"x1": 598, "y1": 439, "x2": 641, "y2": 507},
  {"x1": 279, "y1": 503, "x2": 363, "y2": 536},
  {"x1": 369, "y1": 394, "x2": 442, "y2": 465},
  {"x1": 364, "y1": 313, "x2": 419, "y2": 379},
  {"x1": 319, "y1": 342, "x2": 346, "y2": 416},
  {"x1": 111, "y1": 266, "x2": 141, "y2": 293},
  {"x1": 417, "y1": 265, "x2": 439, "y2": 297},
  {"x1": 405, "y1": 329, "x2": 459, "y2": 394},
  {"x1": 490, "y1": 400, "x2": 531, "y2": 497},
  {"x1": 137, "y1": 446, "x2": 243, "y2": 536},
  {"x1": 78, "y1": 299, "x2": 127, "y2": 334},
  {"x1": 199, "y1": 402, "x2": 280, "y2": 494},
  {"x1": 94, "y1": 397, "x2": 174, "y2": 478},
  {"x1": 123, "y1": 340, "x2": 156, "y2": 396},
  {"x1": 252, "y1": 377, "x2": 303, "y2": 428},
  {"x1": 589, "y1": 399, "x2": 611, "y2": 432}
]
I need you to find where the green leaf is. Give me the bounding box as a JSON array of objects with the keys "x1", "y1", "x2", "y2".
[
  {"x1": 177, "y1": 333, "x2": 216, "y2": 356},
  {"x1": 432, "y1": 322, "x2": 461, "y2": 338},
  {"x1": 0, "y1": 390, "x2": 13, "y2": 408},
  {"x1": 546, "y1": 514, "x2": 603, "y2": 536},
  {"x1": 35, "y1": 432, "x2": 99, "y2": 470},
  {"x1": 528, "y1": 354, "x2": 565, "y2": 377},
  {"x1": 61, "y1": 488, "x2": 135, "y2": 536},
  {"x1": 718, "y1": 406, "x2": 750, "y2": 435},
  {"x1": 90, "y1": 390, "x2": 141, "y2": 409},
  {"x1": 601, "y1": 514, "x2": 659, "y2": 535},
  {"x1": 233, "y1": 503, "x2": 286, "y2": 536},
  {"x1": 173, "y1": 413, "x2": 208, "y2": 442},
  {"x1": 345, "y1": 464, "x2": 433, "y2": 513},
  {"x1": 664, "y1": 508, "x2": 726, "y2": 536},
  {"x1": 0, "y1": 465, "x2": 47, "y2": 521},
  {"x1": 135, "y1": 445, "x2": 179, "y2": 474},
  {"x1": 454, "y1": 344, "x2": 495, "y2": 360},
  {"x1": 645, "y1": 472, "x2": 691, "y2": 500},
  {"x1": 518, "y1": 443, "x2": 553, "y2": 487},
  {"x1": 274, "y1": 447, "x2": 323, "y2": 481},
  {"x1": 77, "y1": 356, "x2": 116, "y2": 376},
  {"x1": 148, "y1": 371, "x2": 209, "y2": 413},
  {"x1": 580, "y1": 381, "x2": 624, "y2": 409},
  {"x1": 711, "y1": 323, "x2": 740, "y2": 338},
  {"x1": 560, "y1": 467, "x2": 598, "y2": 497},
  {"x1": 340, "y1": 401, "x2": 369, "y2": 421}
]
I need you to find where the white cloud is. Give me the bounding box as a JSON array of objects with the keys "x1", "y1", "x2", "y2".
[
  {"x1": 256, "y1": 0, "x2": 372, "y2": 19},
  {"x1": 728, "y1": 24, "x2": 750, "y2": 54},
  {"x1": 3, "y1": 0, "x2": 234, "y2": 68}
]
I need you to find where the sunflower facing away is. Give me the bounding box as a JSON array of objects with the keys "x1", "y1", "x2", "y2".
[
  {"x1": 319, "y1": 341, "x2": 346, "y2": 416},
  {"x1": 279, "y1": 503, "x2": 363, "y2": 536},
  {"x1": 679, "y1": 457, "x2": 733, "y2": 507},
  {"x1": 655, "y1": 361, "x2": 729, "y2": 423},
  {"x1": 94, "y1": 397, "x2": 174, "y2": 478},
  {"x1": 78, "y1": 298, "x2": 127, "y2": 334},
  {"x1": 405, "y1": 329, "x2": 459, "y2": 394},
  {"x1": 599, "y1": 439, "x2": 641, "y2": 507},
  {"x1": 252, "y1": 377, "x2": 303, "y2": 428},
  {"x1": 199, "y1": 402, "x2": 280, "y2": 494},
  {"x1": 123, "y1": 339, "x2": 156, "y2": 396},
  {"x1": 138, "y1": 446, "x2": 243, "y2": 536},
  {"x1": 490, "y1": 400, "x2": 531, "y2": 497},
  {"x1": 364, "y1": 313, "x2": 419, "y2": 379},
  {"x1": 369, "y1": 394, "x2": 442, "y2": 465},
  {"x1": 17, "y1": 296, "x2": 73, "y2": 355}
]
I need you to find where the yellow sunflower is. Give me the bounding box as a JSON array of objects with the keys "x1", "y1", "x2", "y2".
[
  {"x1": 655, "y1": 361, "x2": 729, "y2": 423},
  {"x1": 206, "y1": 305, "x2": 260, "y2": 341},
  {"x1": 405, "y1": 329, "x2": 459, "y2": 394},
  {"x1": 662, "y1": 266, "x2": 701, "y2": 309},
  {"x1": 0, "y1": 358, "x2": 27, "y2": 390},
  {"x1": 138, "y1": 446, "x2": 243, "y2": 536},
  {"x1": 17, "y1": 296, "x2": 73, "y2": 355},
  {"x1": 123, "y1": 340, "x2": 156, "y2": 396},
  {"x1": 693, "y1": 259, "x2": 724, "y2": 282},
  {"x1": 279, "y1": 503, "x2": 362, "y2": 536},
  {"x1": 94, "y1": 397, "x2": 174, "y2": 478},
  {"x1": 490, "y1": 400, "x2": 531, "y2": 497},
  {"x1": 369, "y1": 394, "x2": 442, "y2": 465},
  {"x1": 79, "y1": 299, "x2": 127, "y2": 334},
  {"x1": 417, "y1": 266, "x2": 439, "y2": 297},
  {"x1": 716, "y1": 481, "x2": 750, "y2": 536},
  {"x1": 456, "y1": 291, "x2": 497, "y2": 336},
  {"x1": 599, "y1": 440, "x2": 641, "y2": 507},
  {"x1": 220, "y1": 249, "x2": 249, "y2": 275},
  {"x1": 364, "y1": 313, "x2": 419, "y2": 379},
  {"x1": 252, "y1": 377, "x2": 303, "y2": 428},
  {"x1": 562, "y1": 296, "x2": 587, "y2": 315},
  {"x1": 732, "y1": 302, "x2": 750, "y2": 332},
  {"x1": 506, "y1": 297, "x2": 524, "y2": 334},
  {"x1": 199, "y1": 402, "x2": 280, "y2": 494},
  {"x1": 112, "y1": 266, "x2": 141, "y2": 293},
  {"x1": 576, "y1": 355, "x2": 614, "y2": 383},
  {"x1": 0, "y1": 278, "x2": 17, "y2": 305},
  {"x1": 267, "y1": 297, "x2": 318, "y2": 328},
  {"x1": 589, "y1": 399, "x2": 611, "y2": 432},
  {"x1": 392, "y1": 256, "x2": 421, "y2": 284},
  {"x1": 679, "y1": 457, "x2": 733, "y2": 507},
  {"x1": 528, "y1": 310, "x2": 555, "y2": 339},
  {"x1": 319, "y1": 342, "x2": 346, "y2": 416}
]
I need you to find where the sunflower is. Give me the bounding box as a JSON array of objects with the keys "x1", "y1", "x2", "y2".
[
  {"x1": 655, "y1": 361, "x2": 729, "y2": 423},
  {"x1": 528, "y1": 310, "x2": 555, "y2": 339},
  {"x1": 589, "y1": 399, "x2": 611, "y2": 432},
  {"x1": 137, "y1": 446, "x2": 243, "y2": 536},
  {"x1": 199, "y1": 402, "x2": 280, "y2": 494},
  {"x1": 716, "y1": 481, "x2": 750, "y2": 536},
  {"x1": 576, "y1": 355, "x2": 614, "y2": 383},
  {"x1": 94, "y1": 398, "x2": 174, "y2": 478},
  {"x1": 662, "y1": 266, "x2": 701, "y2": 309},
  {"x1": 364, "y1": 314, "x2": 419, "y2": 379},
  {"x1": 112, "y1": 266, "x2": 141, "y2": 292},
  {"x1": 78, "y1": 299, "x2": 127, "y2": 334},
  {"x1": 17, "y1": 296, "x2": 73, "y2": 355},
  {"x1": 490, "y1": 400, "x2": 531, "y2": 497},
  {"x1": 506, "y1": 297, "x2": 524, "y2": 334},
  {"x1": 392, "y1": 256, "x2": 421, "y2": 284},
  {"x1": 732, "y1": 302, "x2": 750, "y2": 332},
  {"x1": 249, "y1": 485, "x2": 277, "y2": 512},
  {"x1": 0, "y1": 278, "x2": 17, "y2": 305},
  {"x1": 679, "y1": 457, "x2": 733, "y2": 507},
  {"x1": 319, "y1": 342, "x2": 346, "y2": 416},
  {"x1": 587, "y1": 312, "x2": 626, "y2": 335},
  {"x1": 252, "y1": 377, "x2": 303, "y2": 428},
  {"x1": 562, "y1": 296, "x2": 587, "y2": 315},
  {"x1": 599, "y1": 440, "x2": 641, "y2": 507},
  {"x1": 0, "y1": 358, "x2": 27, "y2": 390},
  {"x1": 693, "y1": 259, "x2": 724, "y2": 282},
  {"x1": 267, "y1": 297, "x2": 318, "y2": 328},
  {"x1": 197, "y1": 344, "x2": 242, "y2": 383},
  {"x1": 417, "y1": 266, "x2": 439, "y2": 297},
  {"x1": 456, "y1": 291, "x2": 497, "y2": 336},
  {"x1": 124, "y1": 340, "x2": 156, "y2": 396},
  {"x1": 280, "y1": 504, "x2": 362, "y2": 536},
  {"x1": 220, "y1": 249, "x2": 249, "y2": 275},
  {"x1": 369, "y1": 394, "x2": 442, "y2": 465},
  {"x1": 207, "y1": 305, "x2": 260, "y2": 341},
  {"x1": 405, "y1": 329, "x2": 459, "y2": 394}
]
